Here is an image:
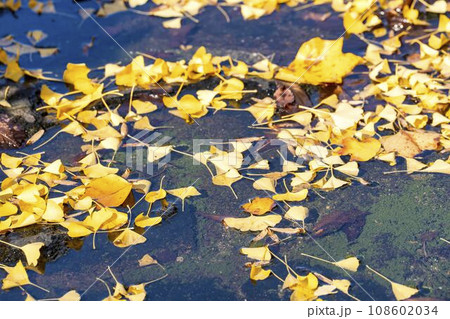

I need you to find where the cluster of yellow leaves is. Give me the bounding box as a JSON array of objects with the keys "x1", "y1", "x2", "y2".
[
  {"x1": 0, "y1": 151, "x2": 201, "y2": 249},
  {"x1": 276, "y1": 37, "x2": 362, "y2": 85},
  {"x1": 240, "y1": 246, "x2": 419, "y2": 301},
  {"x1": 0, "y1": 0, "x2": 54, "y2": 14},
  {"x1": 0, "y1": 34, "x2": 58, "y2": 83},
  {"x1": 240, "y1": 246, "x2": 362, "y2": 301},
  {"x1": 96, "y1": 267, "x2": 166, "y2": 301}
]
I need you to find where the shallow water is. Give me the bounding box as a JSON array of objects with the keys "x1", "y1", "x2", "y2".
[{"x1": 0, "y1": 1, "x2": 448, "y2": 301}]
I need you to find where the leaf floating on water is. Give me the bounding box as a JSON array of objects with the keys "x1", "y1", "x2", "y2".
[
  {"x1": 301, "y1": 253, "x2": 360, "y2": 272},
  {"x1": 0, "y1": 261, "x2": 47, "y2": 291},
  {"x1": 242, "y1": 197, "x2": 275, "y2": 216},
  {"x1": 20, "y1": 242, "x2": 45, "y2": 267},
  {"x1": 113, "y1": 229, "x2": 147, "y2": 248},
  {"x1": 285, "y1": 273, "x2": 320, "y2": 301},
  {"x1": 333, "y1": 257, "x2": 360, "y2": 272},
  {"x1": 58, "y1": 290, "x2": 81, "y2": 301},
  {"x1": 147, "y1": 145, "x2": 173, "y2": 163},
  {"x1": 212, "y1": 168, "x2": 242, "y2": 198},
  {"x1": 85, "y1": 174, "x2": 132, "y2": 207},
  {"x1": 249, "y1": 264, "x2": 271, "y2": 281},
  {"x1": 367, "y1": 265, "x2": 419, "y2": 300},
  {"x1": 276, "y1": 37, "x2": 362, "y2": 85},
  {"x1": 284, "y1": 206, "x2": 309, "y2": 223},
  {"x1": 252, "y1": 177, "x2": 276, "y2": 193},
  {"x1": 138, "y1": 254, "x2": 158, "y2": 267},
  {"x1": 339, "y1": 137, "x2": 381, "y2": 162},
  {"x1": 224, "y1": 214, "x2": 282, "y2": 232},
  {"x1": 380, "y1": 130, "x2": 440, "y2": 158},
  {"x1": 167, "y1": 186, "x2": 201, "y2": 211},
  {"x1": 134, "y1": 214, "x2": 162, "y2": 228},
  {"x1": 240, "y1": 246, "x2": 271, "y2": 261},
  {"x1": 331, "y1": 279, "x2": 351, "y2": 294},
  {"x1": 422, "y1": 159, "x2": 450, "y2": 174},
  {"x1": 273, "y1": 188, "x2": 308, "y2": 202}
]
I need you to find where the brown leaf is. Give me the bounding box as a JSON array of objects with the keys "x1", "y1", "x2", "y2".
[{"x1": 381, "y1": 130, "x2": 440, "y2": 158}]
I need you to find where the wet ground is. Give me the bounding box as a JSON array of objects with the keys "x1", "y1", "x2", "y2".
[{"x1": 0, "y1": 1, "x2": 449, "y2": 300}]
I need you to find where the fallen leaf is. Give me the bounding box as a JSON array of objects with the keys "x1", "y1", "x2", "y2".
[
  {"x1": 113, "y1": 229, "x2": 147, "y2": 248},
  {"x1": 284, "y1": 206, "x2": 309, "y2": 223},
  {"x1": 138, "y1": 254, "x2": 158, "y2": 267},
  {"x1": 224, "y1": 214, "x2": 282, "y2": 232},
  {"x1": 85, "y1": 174, "x2": 132, "y2": 207},
  {"x1": 339, "y1": 137, "x2": 381, "y2": 161},
  {"x1": 242, "y1": 197, "x2": 275, "y2": 215},
  {"x1": 240, "y1": 246, "x2": 271, "y2": 261},
  {"x1": 167, "y1": 186, "x2": 201, "y2": 211},
  {"x1": 249, "y1": 264, "x2": 271, "y2": 280}
]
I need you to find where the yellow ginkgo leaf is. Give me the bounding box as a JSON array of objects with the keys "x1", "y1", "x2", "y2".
[
  {"x1": 21, "y1": 242, "x2": 45, "y2": 266},
  {"x1": 132, "y1": 100, "x2": 157, "y2": 114},
  {"x1": 1, "y1": 153, "x2": 22, "y2": 168},
  {"x1": 113, "y1": 229, "x2": 147, "y2": 248},
  {"x1": 134, "y1": 213, "x2": 162, "y2": 228},
  {"x1": 422, "y1": 160, "x2": 450, "y2": 174},
  {"x1": 126, "y1": 284, "x2": 147, "y2": 301},
  {"x1": 249, "y1": 265, "x2": 271, "y2": 281},
  {"x1": 43, "y1": 159, "x2": 64, "y2": 175},
  {"x1": 338, "y1": 137, "x2": 381, "y2": 162},
  {"x1": 83, "y1": 163, "x2": 118, "y2": 179},
  {"x1": 302, "y1": 253, "x2": 360, "y2": 272},
  {"x1": 331, "y1": 103, "x2": 363, "y2": 130},
  {"x1": 367, "y1": 265, "x2": 419, "y2": 300},
  {"x1": 335, "y1": 161, "x2": 359, "y2": 176},
  {"x1": 289, "y1": 273, "x2": 320, "y2": 301},
  {"x1": 284, "y1": 206, "x2": 309, "y2": 223},
  {"x1": 60, "y1": 220, "x2": 94, "y2": 238},
  {"x1": 58, "y1": 290, "x2": 81, "y2": 301},
  {"x1": 405, "y1": 158, "x2": 427, "y2": 174},
  {"x1": 1, "y1": 261, "x2": 30, "y2": 289},
  {"x1": 242, "y1": 197, "x2": 275, "y2": 216},
  {"x1": 246, "y1": 98, "x2": 276, "y2": 123},
  {"x1": 5, "y1": 60, "x2": 24, "y2": 82},
  {"x1": 212, "y1": 168, "x2": 243, "y2": 198},
  {"x1": 224, "y1": 214, "x2": 282, "y2": 232},
  {"x1": 0, "y1": 202, "x2": 18, "y2": 217},
  {"x1": 240, "y1": 246, "x2": 271, "y2": 261},
  {"x1": 314, "y1": 285, "x2": 337, "y2": 297},
  {"x1": 63, "y1": 63, "x2": 99, "y2": 94},
  {"x1": 333, "y1": 257, "x2": 360, "y2": 272},
  {"x1": 276, "y1": 37, "x2": 362, "y2": 85},
  {"x1": 138, "y1": 254, "x2": 158, "y2": 267},
  {"x1": 332, "y1": 279, "x2": 351, "y2": 294},
  {"x1": 321, "y1": 176, "x2": 349, "y2": 190},
  {"x1": 1, "y1": 261, "x2": 47, "y2": 292},
  {"x1": 147, "y1": 145, "x2": 173, "y2": 163},
  {"x1": 83, "y1": 208, "x2": 114, "y2": 232},
  {"x1": 391, "y1": 282, "x2": 420, "y2": 301},
  {"x1": 42, "y1": 198, "x2": 64, "y2": 222},
  {"x1": 167, "y1": 186, "x2": 201, "y2": 211},
  {"x1": 85, "y1": 174, "x2": 132, "y2": 207},
  {"x1": 134, "y1": 117, "x2": 157, "y2": 131},
  {"x1": 253, "y1": 177, "x2": 276, "y2": 193},
  {"x1": 273, "y1": 188, "x2": 308, "y2": 202},
  {"x1": 145, "y1": 188, "x2": 166, "y2": 204},
  {"x1": 100, "y1": 208, "x2": 128, "y2": 230}
]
